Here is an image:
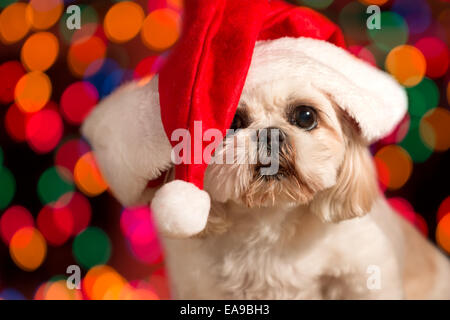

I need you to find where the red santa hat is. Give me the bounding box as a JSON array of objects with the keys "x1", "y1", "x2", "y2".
[
  {"x1": 149, "y1": 0, "x2": 406, "y2": 237},
  {"x1": 83, "y1": 0, "x2": 407, "y2": 238}
]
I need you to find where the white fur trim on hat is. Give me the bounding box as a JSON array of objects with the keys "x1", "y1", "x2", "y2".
[
  {"x1": 248, "y1": 37, "x2": 408, "y2": 144},
  {"x1": 81, "y1": 77, "x2": 172, "y2": 206},
  {"x1": 151, "y1": 180, "x2": 210, "y2": 238}
]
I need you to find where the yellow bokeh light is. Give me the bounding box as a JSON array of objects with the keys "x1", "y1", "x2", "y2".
[
  {"x1": 374, "y1": 145, "x2": 413, "y2": 190},
  {"x1": 21, "y1": 32, "x2": 59, "y2": 72},
  {"x1": 0, "y1": 3, "x2": 31, "y2": 44},
  {"x1": 141, "y1": 8, "x2": 181, "y2": 51},
  {"x1": 26, "y1": 0, "x2": 63, "y2": 30},
  {"x1": 14, "y1": 71, "x2": 52, "y2": 113},
  {"x1": 9, "y1": 227, "x2": 47, "y2": 272},
  {"x1": 437, "y1": 214, "x2": 450, "y2": 254},
  {"x1": 74, "y1": 152, "x2": 108, "y2": 197},
  {"x1": 420, "y1": 107, "x2": 450, "y2": 152},
  {"x1": 104, "y1": 1, "x2": 145, "y2": 43},
  {"x1": 385, "y1": 45, "x2": 426, "y2": 87}
]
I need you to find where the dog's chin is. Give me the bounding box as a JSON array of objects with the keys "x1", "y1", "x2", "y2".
[{"x1": 240, "y1": 166, "x2": 315, "y2": 208}]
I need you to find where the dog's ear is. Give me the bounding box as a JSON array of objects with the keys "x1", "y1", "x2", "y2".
[
  {"x1": 310, "y1": 113, "x2": 379, "y2": 222},
  {"x1": 81, "y1": 76, "x2": 173, "y2": 206}
]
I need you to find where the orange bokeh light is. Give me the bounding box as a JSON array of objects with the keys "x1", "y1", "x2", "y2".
[
  {"x1": 26, "y1": 0, "x2": 63, "y2": 30},
  {"x1": 141, "y1": 8, "x2": 180, "y2": 51},
  {"x1": 9, "y1": 227, "x2": 47, "y2": 272},
  {"x1": 14, "y1": 71, "x2": 52, "y2": 113},
  {"x1": 374, "y1": 145, "x2": 413, "y2": 190},
  {"x1": 0, "y1": 3, "x2": 30, "y2": 44},
  {"x1": 104, "y1": 1, "x2": 145, "y2": 43},
  {"x1": 385, "y1": 45, "x2": 426, "y2": 87},
  {"x1": 21, "y1": 32, "x2": 59, "y2": 72},
  {"x1": 436, "y1": 214, "x2": 450, "y2": 255},
  {"x1": 68, "y1": 36, "x2": 106, "y2": 78},
  {"x1": 420, "y1": 107, "x2": 450, "y2": 152},
  {"x1": 74, "y1": 152, "x2": 108, "y2": 197}
]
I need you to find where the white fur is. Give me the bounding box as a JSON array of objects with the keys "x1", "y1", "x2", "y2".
[
  {"x1": 151, "y1": 180, "x2": 210, "y2": 238},
  {"x1": 81, "y1": 37, "x2": 450, "y2": 299},
  {"x1": 248, "y1": 37, "x2": 408, "y2": 144},
  {"x1": 81, "y1": 77, "x2": 172, "y2": 206}
]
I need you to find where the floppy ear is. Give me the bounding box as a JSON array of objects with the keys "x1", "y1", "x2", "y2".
[
  {"x1": 81, "y1": 76, "x2": 173, "y2": 206},
  {"x1": 310, "y1": 115, "x2": 379, "y2": 222},
  {"x1": 283, "y1": 37, "x2": 408, "y2": 144}
]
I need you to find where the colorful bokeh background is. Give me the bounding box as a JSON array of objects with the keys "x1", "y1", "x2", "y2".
[{"x1": 0, "y1": 0, "x2": 449, "y2": 300}]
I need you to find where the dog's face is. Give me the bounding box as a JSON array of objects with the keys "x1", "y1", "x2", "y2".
[{"x1": 204, "y1": 41, "x2": 378, "y2": 222}]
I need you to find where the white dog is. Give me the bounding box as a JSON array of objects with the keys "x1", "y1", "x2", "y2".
[{"x1": 82, "y1": 37, "x2": 450, "y2": 299}]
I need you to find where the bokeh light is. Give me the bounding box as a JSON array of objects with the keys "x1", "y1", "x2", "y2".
[
  {"x1": 419, "y1": 107, "x2": 450, "y2": 152},
  {"x1": 14, "y1": 71, "x2": 52, "y2": 113},
  {"x1": 415, "y1": 37, "x2": 449, "y2": 79},
  {"x1": 37, "y1": 205, "x2": 73, "y2": 246},
  {"x1": 374, "y1": 145, "x2": 412, "y2": 190},
  {"x1": 59, "y1": 4, "x2": 98, "y2": 44},
  {"x1": 68, "y1": 36, "x2": 107, "y2": 78},
  {"x1": 25, "y1": 0, "x2": 63, "y2": 30},
  {"x1": 73, "y1": 227, "x2": 111, "y2": 269},
  {"x1": 54, "y1": 138, "x2": 90, "y2": 180},
  {"x1": 367, "y1": 12, "x2": 408, "y2": 52},
  {"x1": 5, "y1": 103, "x2": 31, "y2": 142},
  {"x1": 0, "y1": 61, "x2": 25, "y2": 104},
  {"x1": 21, "y1": 32, "x2": 59, "y2": 72},
  {"x1": 37, "y1": 166, "x2": 74, "y2": 205},
  {"x1": 0, "y1": 166, "x2": 16, "y2": 210},
  {"x1": 0, "y1": 2, "x2": 30, "y2": 44},
  {"x1": 74, "y1": 152, "x2": 108, "y2": 197},
  {"x1": 141, "y1": 8, "x2": 180, "y2": 51},
  {"x1": 61, "y1": 81, "x2": 99, "y2": 125},
  {"x1": 436, "y1": 214, "x2": 450, "y2": 254},
  {"x1": 9, "y1": 227, "x2": 47, "y2": 271},
  {"x1": 26, "y1": 108, "x2": 63, "y2": 154},
  {"x1": 391, "y1": 0, "x2": 431, "y2": 35},
  {"x1": 298, "y1": 0, "x2": 334, "y2": 9},
  {"x1": 437, "y1": 196, "x2": 450, "y2": 223},
  {"x1": 0, "y1": 206, "x2": 34, "y2": 245},
  {"x1": 104, "y1": 1, "x2": 144, "y2": 43},
  {"x1": 34, "y1": 279, "x2": 83, "y2": 300},
  {"x1": 385, "y1": 45, "x2": 426, "y2": 87},
  {"x1": 121, "y1": 207, "x2": 162, "y2": 264}
]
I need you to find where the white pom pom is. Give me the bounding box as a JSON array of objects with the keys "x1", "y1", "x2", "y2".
[{"x1": 151, "y1": 180, "x2": 210, "y2": 238}]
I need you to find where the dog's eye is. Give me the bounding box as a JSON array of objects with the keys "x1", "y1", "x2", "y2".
[
  {"x1": 230, "y1": 112, "x2": 246, "y2": 131},
  {"x1": 291, "y1": 106, "x2": 317, "y2": 131}
]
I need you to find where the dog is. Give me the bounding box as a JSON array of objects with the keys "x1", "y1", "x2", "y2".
[{"x1": 82, "y1": 37, "x2": 450, "y2": 299}]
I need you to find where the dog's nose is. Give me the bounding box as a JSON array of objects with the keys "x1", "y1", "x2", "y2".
[{"x1": 257, "y1": 127, "x2": 286, "y2": 152}]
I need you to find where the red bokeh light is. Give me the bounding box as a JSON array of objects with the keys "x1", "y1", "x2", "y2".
[{"x1": 0, "y1": 206, "x2": 34, "y2": 245}]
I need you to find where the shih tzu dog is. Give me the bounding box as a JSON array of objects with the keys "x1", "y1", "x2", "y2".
[{"x1": 82, "y1": 37, "x2": 450, "y2": 299}]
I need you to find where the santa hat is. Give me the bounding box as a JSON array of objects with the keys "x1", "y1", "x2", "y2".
[{"x1": 82, "y1": 0, "x2": 407, "y2": 238}]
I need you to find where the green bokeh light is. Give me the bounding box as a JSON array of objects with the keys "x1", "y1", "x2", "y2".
[
  {"x1": 37, "y1": 167, "x2": 74, "y2": 205},
  {"x1": 399, "y1": 117, "x2": 433, "y2": 163},
  {"x1": 0, "y1": 0, "x2": 17, "y2": 9},
  {"x1": 406, "y1": 78, "x2": 439, "y2": 120},
  {"x1": 0, "y1": 167, "x2": 16, "y2": 210},
  {"x1": 59, "y1": 5, "x2": 99, "y2": 44},
  {"x1": 339, "y1": 2, "x2": 369, "y2": 43},
  {"x1": 73, "y1": 227, "x2": 112, "y2": 269},
  {"x1": 299, "y1": 0, "x2": 334, "y2": 10},
  {"x1": 368, "y1": 12, "x2": 408, "y2": 53}
]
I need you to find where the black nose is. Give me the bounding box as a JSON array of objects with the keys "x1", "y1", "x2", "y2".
[{"x1": 257, "y1": 127, "x2": 286, "y2": 152}]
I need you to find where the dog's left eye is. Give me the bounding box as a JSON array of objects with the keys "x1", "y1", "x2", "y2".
[{"x1": 291, "y1": 106, "x2": 318, "y2": 131}]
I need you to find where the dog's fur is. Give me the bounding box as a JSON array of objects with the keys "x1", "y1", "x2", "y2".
[{"x1": 83, "y1": 39, "x2": 450, "y2": 299}]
